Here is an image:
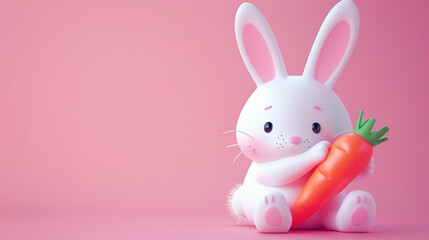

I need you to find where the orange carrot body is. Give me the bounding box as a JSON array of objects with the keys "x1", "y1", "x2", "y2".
[{"x1": 291, "y1": 133, "x2": 373, "y2": 228}]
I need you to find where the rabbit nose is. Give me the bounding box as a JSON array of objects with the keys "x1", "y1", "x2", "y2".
[{"x1": 289, "y1": 136, "x2": 302, "y2": 145}]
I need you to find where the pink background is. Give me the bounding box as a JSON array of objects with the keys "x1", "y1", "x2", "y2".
[{"x1": 1, "y1": 0, "x2": 428, "y2": 239}]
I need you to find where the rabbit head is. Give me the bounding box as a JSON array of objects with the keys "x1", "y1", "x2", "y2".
[{"x1": 234, "y1": 0, "x2": 359, "y2": 163}]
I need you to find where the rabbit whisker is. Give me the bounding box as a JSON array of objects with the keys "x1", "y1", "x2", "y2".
[
  {"x1": 223, "y1": 130, "x2": 255, "y2": 139},
  {"x1": 333, "y1": 129, "x2": 353, "y2": 139},
  {"x1": 233, "y1": 147, "x2": 255, "y2": 164},
  {"x1": 226, "y1": 144, "x2": 252, "y2": 148}
]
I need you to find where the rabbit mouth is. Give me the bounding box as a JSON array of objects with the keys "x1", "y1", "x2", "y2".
[
  {"x1": 276, "y1": 135, "x2": 312, "y2": 148},
  {"x1": 276, "y1": 136, "x2": 312, "y2": 156}
]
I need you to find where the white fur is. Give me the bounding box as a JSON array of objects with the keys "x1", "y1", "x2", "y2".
[{"x1": 230, "y1": 0, "x2": 376, "y2": 233}]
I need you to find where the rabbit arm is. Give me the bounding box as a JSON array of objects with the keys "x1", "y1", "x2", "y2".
[{"x1": 254, "y1": 141, "x2": 331, "y2": 187}]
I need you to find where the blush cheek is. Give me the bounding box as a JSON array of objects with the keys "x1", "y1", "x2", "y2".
[
  {"x1": 319, "y1": 133, "x2": 334, "y2": 145},
  {"x1": 240, "y1": 139, "x2": 262, "y2": 161},
  {"x1": 248, "y1": 140, "x2": 276, "y2": 163},
  {"x1": 236, "y1": 136, "x2": 256, "y2": 158},
  {"x1": 236, "y1": 134, "x2": 253, "y2": 146}
]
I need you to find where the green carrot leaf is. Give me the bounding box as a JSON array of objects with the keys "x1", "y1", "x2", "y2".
[{"x1": 353, "y1": 110, "x2": 390, "y2": 147}]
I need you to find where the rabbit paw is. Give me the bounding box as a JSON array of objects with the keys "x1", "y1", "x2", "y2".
[
  {"x1": 254, "y1": 192, "x2": 292, "y2": 233},
  {"x1": 336, "y1": 190, "x2": 376, "y2": 232},
  {"x1": 308, "y1": 140, "x2": 331, "y2": 163}
]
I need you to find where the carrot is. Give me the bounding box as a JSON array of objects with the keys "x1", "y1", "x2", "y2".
[{"x1": 290, "y1": 111, "x2": 389, "y2": 228}]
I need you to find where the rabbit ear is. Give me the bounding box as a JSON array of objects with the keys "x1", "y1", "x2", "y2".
[
  {"x1": 303, "y1": 0, "x2": 359, "y2": 87},
  {"x1": 235, "y1": 3, "x2": 288, "y2": 86}
]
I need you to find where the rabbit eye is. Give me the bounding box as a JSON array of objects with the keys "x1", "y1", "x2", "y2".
[
  {"x1": 264, "y1": 122, "x2": 273, "y2": 133},
  {"x1": 312, "y1": 122, "x2": 321, "y2": 134}
]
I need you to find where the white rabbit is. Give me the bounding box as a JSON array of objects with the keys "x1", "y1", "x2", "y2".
[{"x1": 227, "y1": 0, "x2": 376, "y2": 233}]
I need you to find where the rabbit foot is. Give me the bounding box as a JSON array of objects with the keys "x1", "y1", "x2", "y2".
[
  {"x1": 336, "y1": 190, "x2": 376, "y2": 232},
  {"x1": 254, "y1": 192, "x2": 291, "y2": 233}
]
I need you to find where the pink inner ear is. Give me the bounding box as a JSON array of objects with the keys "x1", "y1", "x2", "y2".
[
  {"x1": 243, "y1": 23, "x2": 275, "y2": 83},
  {"x1": 315, "y1": 21, "x2": 350, "y2": 84}
]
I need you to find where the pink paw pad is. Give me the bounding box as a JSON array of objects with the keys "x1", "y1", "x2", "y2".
[
  {"x1": 351, "y1": 206, "x2": 368, "y2": 226},
  {"x1": 357, "y1": 195, "x2": 372, "y2": 205},
  {"x1": 336, "y1": 191, "x2": 375, "y2": 232},
  {"x1": 264, "y1": 206, "x2": 282, "y2": 226},
  {"x1": 254, "y1": 192, "x2": 292, "y2": 233}
]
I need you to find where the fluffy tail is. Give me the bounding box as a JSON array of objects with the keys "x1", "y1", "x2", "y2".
[{"x1": 226, "y1": 184, "x2": 246, "y2": 222}]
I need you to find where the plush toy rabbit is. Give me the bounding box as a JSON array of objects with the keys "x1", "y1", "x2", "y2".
[{"x1": 227, "y1": 0, "x2": 376, "y2": 233}]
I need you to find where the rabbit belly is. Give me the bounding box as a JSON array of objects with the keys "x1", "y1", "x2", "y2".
[{"x1": 240, "y1": 163, "x2": 346, "y2": 228}]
